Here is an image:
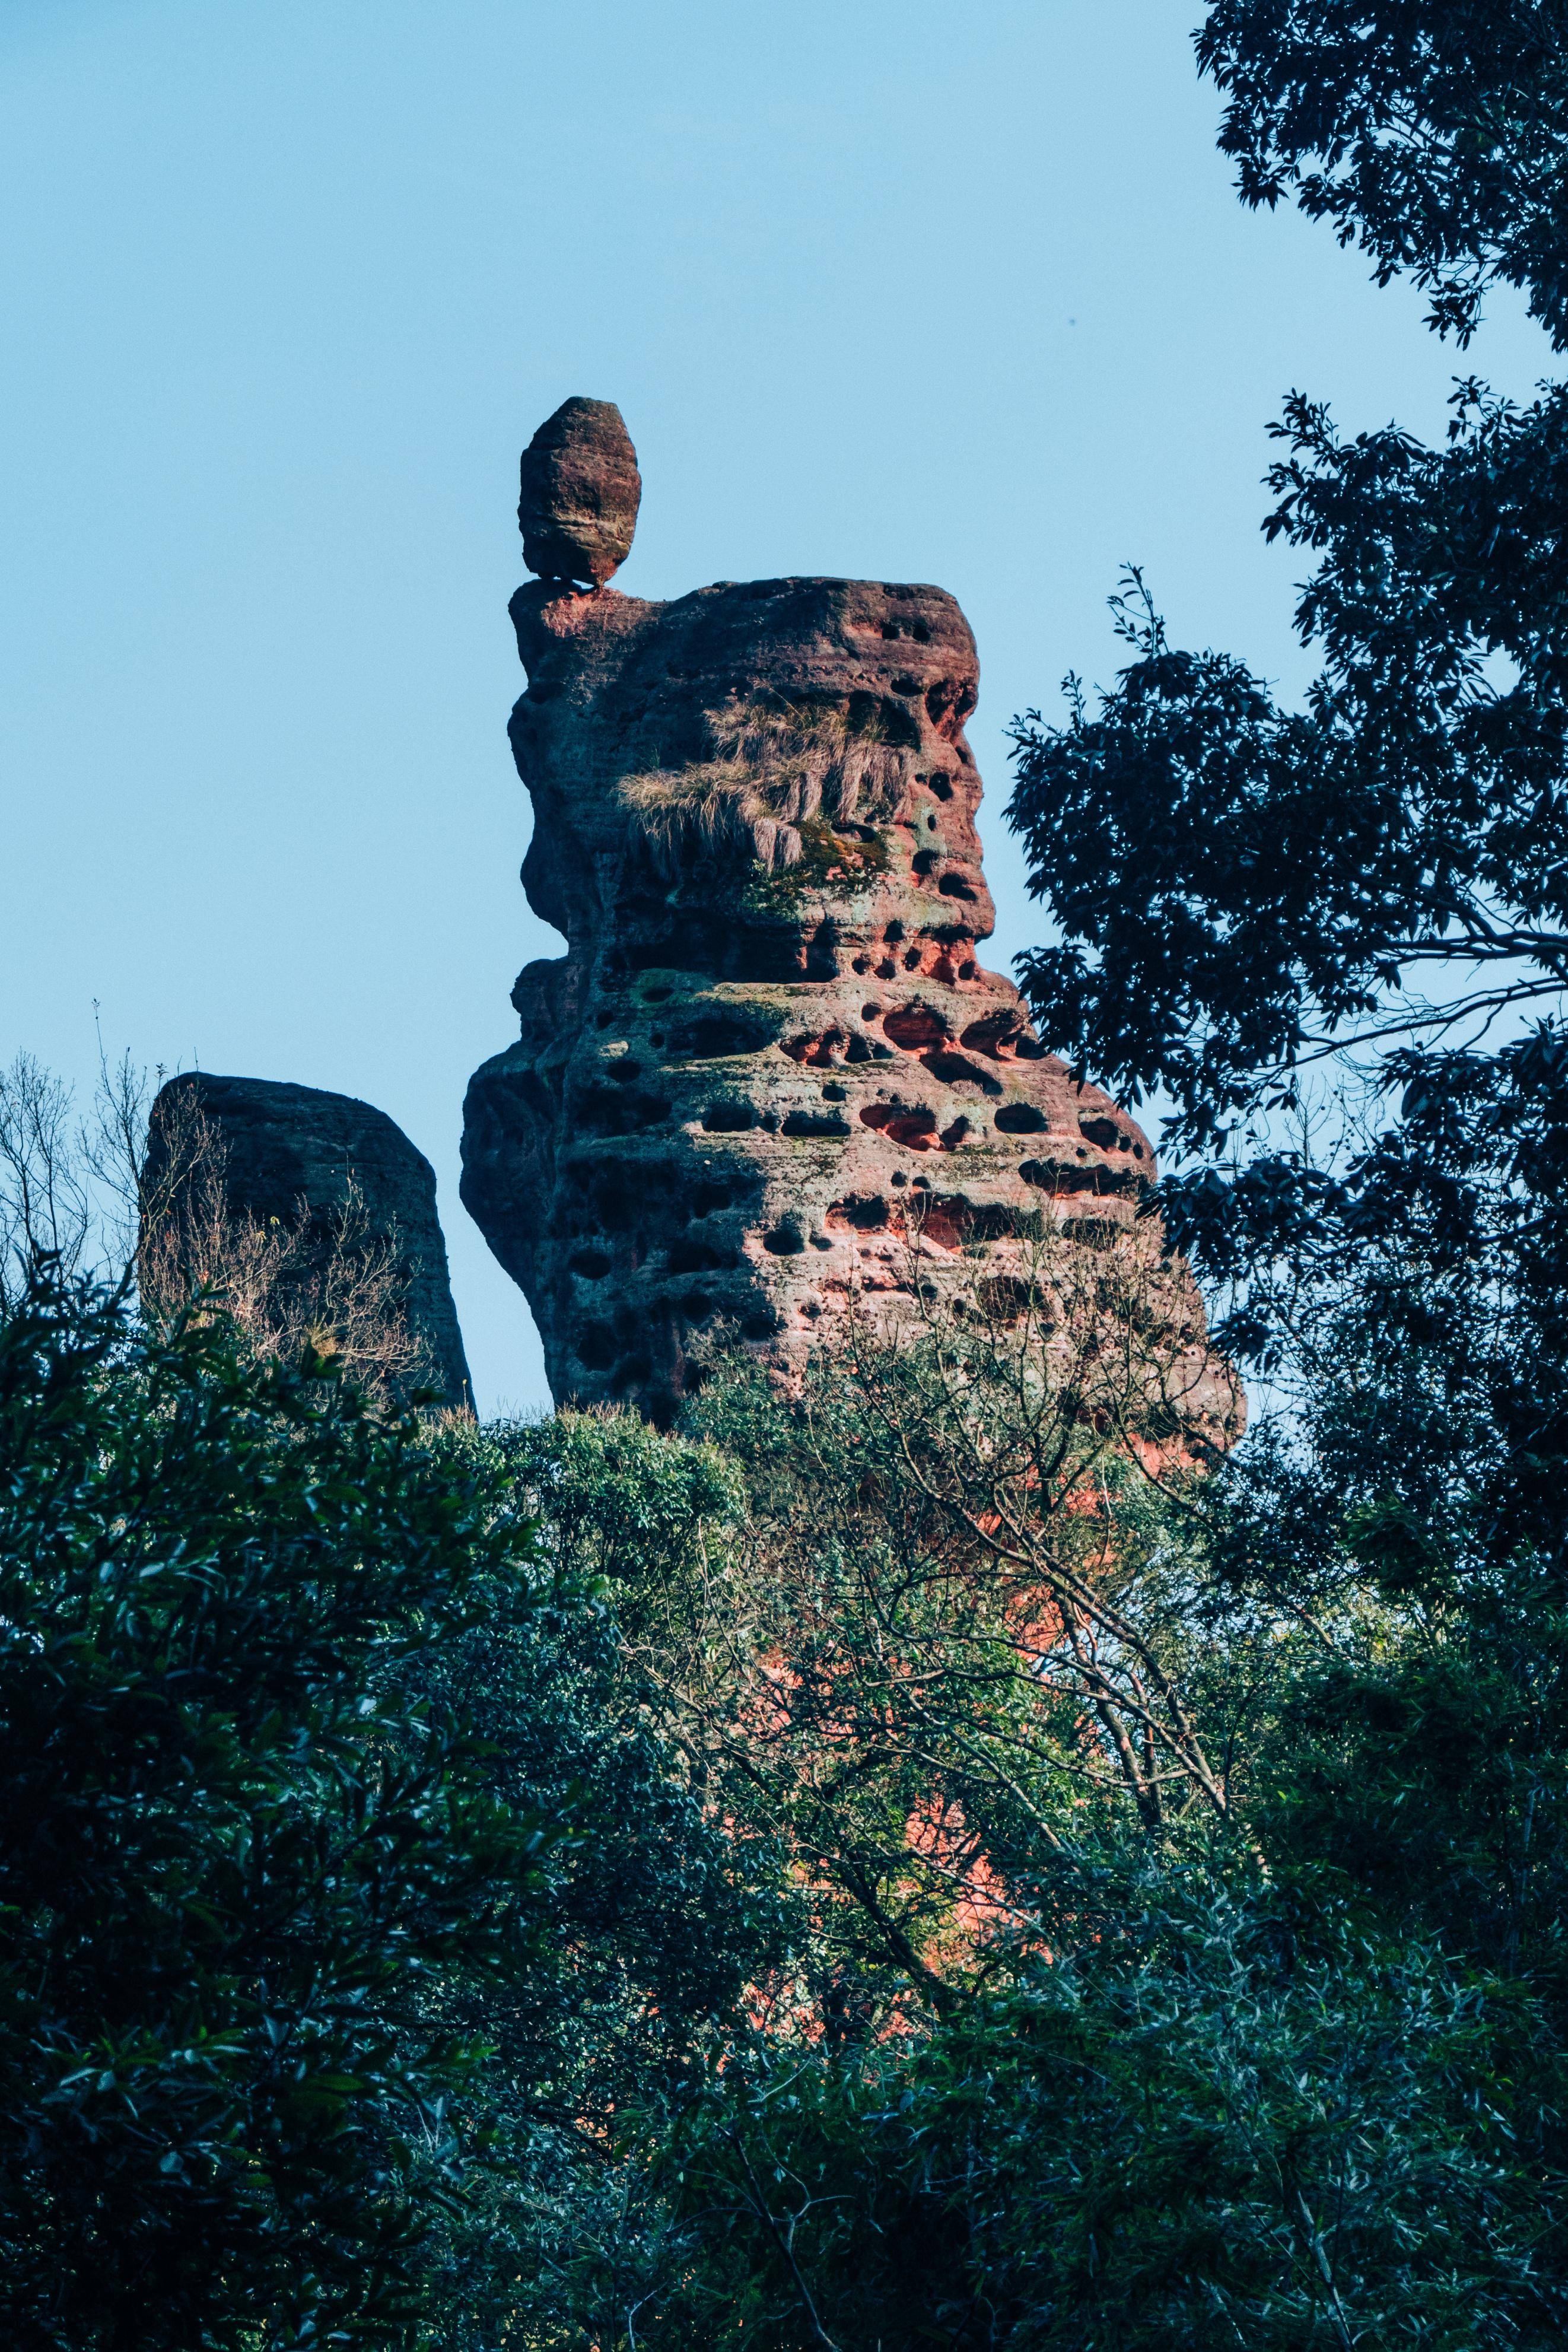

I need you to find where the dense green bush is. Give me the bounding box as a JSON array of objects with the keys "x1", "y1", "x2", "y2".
[
  {"x1": 411, "y1": 1415, "x2": 785, "y2": 2350},
  {"x1": 0, "y1": 1274, "x2": 796, "y2": 2352},
  {"x1": 460, "y1": 1286, "x2": 1568, "y2": 2347},
  {"x1": 654, "y1": 1870, "x2": 1563, "y2": 2350},
  {"x1": 0, "y1": 1269, "x2": 564, "y2": 2348}
]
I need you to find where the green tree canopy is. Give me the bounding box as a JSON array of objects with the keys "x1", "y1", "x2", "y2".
[
  {"x1": 1009, "y1": 5, "x2": 1568, "y2": 1312},
  {"x1": 1199, "y1": 0, "x2": 1568, "y2": 348},
  {"x1": 0, "y1": 1272, "x2": 554, "y2": 2350}
]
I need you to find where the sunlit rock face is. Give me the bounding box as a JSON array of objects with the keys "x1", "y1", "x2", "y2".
[{"x1": 462, "y1": 400, "x2": 1229, "y2": 1431}]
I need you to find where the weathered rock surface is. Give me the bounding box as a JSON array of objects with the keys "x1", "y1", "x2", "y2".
[
  {"x1": 463, "y1": 403, "x2": 1232, "y2": 1435},
  {"x1": 517, "y1": 396, "x2": 641, "y2": 587},
  {"x1": 146, "y1": 1073, "x2": 472, "y2": 1410}
]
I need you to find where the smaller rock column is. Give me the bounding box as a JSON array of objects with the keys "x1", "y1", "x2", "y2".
[{"x1": 144, "y1": 1072, "x2": 473, "y2": 1410}]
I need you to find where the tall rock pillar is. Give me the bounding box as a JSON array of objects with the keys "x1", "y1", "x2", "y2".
[{"x1": 462, "y1": 399, "x2": 1223, "y2": 1430}]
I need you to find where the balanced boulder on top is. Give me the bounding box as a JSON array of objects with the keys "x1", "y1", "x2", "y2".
[{"x1": 517, "y1": 395, "x2": 641, "y2": 588}]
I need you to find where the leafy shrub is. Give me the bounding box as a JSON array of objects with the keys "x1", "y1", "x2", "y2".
[{"x1": 0, "y1": 1270, "x2": 554, "y2": 2350}]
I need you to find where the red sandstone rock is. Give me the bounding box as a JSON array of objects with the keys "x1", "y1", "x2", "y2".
[
  {"x1": 464, "y1": 411, "x2": 1235, "y2": 1439},
  {"x1": 517, "y1": 396, "x2": 641, "y2": 587}
]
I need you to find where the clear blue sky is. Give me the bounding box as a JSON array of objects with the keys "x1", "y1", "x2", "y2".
[{"x1": 2, "y1": 0, "x2": 1555, "y2": 1412}]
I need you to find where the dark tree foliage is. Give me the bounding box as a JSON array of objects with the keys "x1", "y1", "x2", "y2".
[
  {"x1": 1211, "y1": 1228, "x2": 1568, "y2": 1993},
  {"x1": 417, "y1": 1416, "x2": 787, "y2": 2348},
  {"x1": 1009, "y1": 4, "x2": 1568, "y2": 1299},
  {"x1": 0, "y1": 1270, "x2": 555, "y2": 2351},
  {"x1": 1001, "y1": 0, "x2": 1568, "y2": 2071},
  {"x1": 530, "y1": 1326, "x2": 1568, "y2": 2349},
  {"x1": 1010, "y1": 388, "x2": 1568, "y2": 1154},
  {"x1": 1198, "y1": 0, "x2": 1568, "y2": 347},
  {"x1": 654, "y1": 1869, "x2": 1567, "y2": 2350}
]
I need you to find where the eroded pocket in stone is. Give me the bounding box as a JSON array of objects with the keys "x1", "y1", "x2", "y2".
[
  {"x1": 882, "y1": 1003, "x2": 949, "y2": 1051},
  {"x1": 924, "y1": 1051, "x2": 1001, "y2": 1095},
  {"x1": 1019, "y1": 1158, "x2": 1138, "y2": 1197},
  {"x1": 577, "y1": 1087, "x2": 672, "y2": 1134},
  {"x1": 974, "y1": 1273, "x2": 1041, "y2": 1324},
  {"x1": 673, "y1": 1012, "x2": 773, "y2": 1057},
  {"x1": 782, "y1": 1109, "x2": 851, "y2": 1139},
  {"x1": 826, "y1": 1194, "x2": 889, "y2": 1231},
  {"x1": 667, "y1": 1236, "x2": 740, "y2": 1273},
  {"x1": 861, "y1": 1102, "x2": 939, "y2": 1150},
  {"x1": 781, "y1": 1028, "x2": 847, "y2": 1066},
  {"x1": 1079, "y1": 1113, "x2": 1144, "y2": 1156}
]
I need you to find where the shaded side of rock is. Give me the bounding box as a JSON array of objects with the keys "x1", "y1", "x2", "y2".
[
  {"x1": 518, "y1": 396, "x2": 641, "y2": 587},
  {"x1": 144, "y1": 1073, "x2": 472, "y2": 1410}
]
